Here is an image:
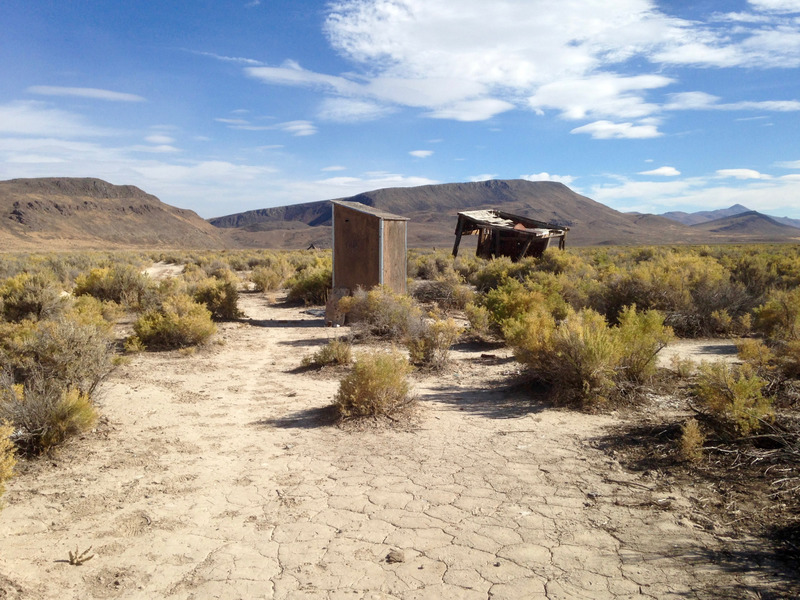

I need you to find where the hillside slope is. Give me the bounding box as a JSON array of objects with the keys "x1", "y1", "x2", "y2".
[
  {"x1": 691, "y1": 211, "x2": 800, "y2": 239},
  {"x1": 0, "y1": 178, "x2": 232, "y2": 251},
  {"x1": 211, "y1": 179, "x2": 715, "y2": 248}
]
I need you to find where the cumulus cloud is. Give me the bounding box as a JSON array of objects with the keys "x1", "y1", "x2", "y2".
[
  {"x1": 468, "y1": 174, "x2": 497, "y2": 182},
  {"x1": 27, "y1": 86, "x2": 145, "y2": 102},
  {"x1": 639, "y1": 166, "x2": 681, "y2": 176},
  {"x1": 234, "y1": 0, "x2": 800, "y2": 135},
  {"x1": 570, "y1": 120, "x2": 661, "y2": 139},
  {"x1": 520, "y1": 172, "x2": 575, "y2": 185},
  {"x1": 409, "y1": 150, "x2": 433, "y2": 158}
]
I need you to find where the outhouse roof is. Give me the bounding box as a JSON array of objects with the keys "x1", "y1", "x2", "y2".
[{"x1": 332, "y1": 200, "x2": 409, "y2": 221}]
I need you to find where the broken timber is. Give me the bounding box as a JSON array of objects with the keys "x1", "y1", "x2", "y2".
[{"x1": 452, "y1": 210, "x2": 569, "y2": 261}]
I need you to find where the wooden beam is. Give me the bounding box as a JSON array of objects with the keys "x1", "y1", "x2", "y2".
[{"x1": 452, "y1": 216, "x2": 464, "y2": 257}]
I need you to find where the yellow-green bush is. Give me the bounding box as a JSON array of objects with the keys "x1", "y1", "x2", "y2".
[
  {"x1": 192, "y1": 274, "x2": 242, "y2": 320},
  {"x1": 0, "y1": 315, "x2": 115, "y2": 397},
  {"x1": 338, "y1": 286, "x2": 424, "y2": 340},
  {"x1": 286, "y1": 266, "x2": 331, "y2": 305},
  {"x1": 301, "y1": 338, "x2": 353, "y2": 368},
  {"x1": 406, "y1": 316, "x2": 462, "y2": 370},
  {"x1": 133, "y1": 294, "x2": 217, "y2": 349},
  {"x1": 73, "y1": 264, "x2": 152, "y2": 307},
  {"x1": 679, "y1": 418, "x2": 706, "y2": 462},
  {"x1": 334, "y1": 351, "x2": 413, "y2": 419},
  {"x1": 693, "y1": 362, "x2": 772, "y2": 436},
  {"x1": 0, "y1": 374, "x2": 97, "y2": 455},
  {"x1": 615, "y1": 305, "x2": 674, "y2": 383},
  {"x1": 754, "y1": 287, "x2": 800, "y2": 342},
  {"x1": 0, "y1": 272, "x2": 66, "y2": 322},
  {"x1": 250, "y1": 255, "x2": 295, "y2": 292},
  {"x1": 0, "y1": 420, "x2": 16, "y2": 505}
]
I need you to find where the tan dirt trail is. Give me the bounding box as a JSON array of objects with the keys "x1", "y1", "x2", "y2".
[{"x1": 0, "y1": 292, "x2": 781, "y2": 599}]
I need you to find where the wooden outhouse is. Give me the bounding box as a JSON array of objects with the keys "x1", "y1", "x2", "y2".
[{"x1": 331, "y1": 201, "x2": 409, "y2": 295}]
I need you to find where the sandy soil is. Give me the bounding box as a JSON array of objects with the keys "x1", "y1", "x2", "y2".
[{"x1": 0, "y1": 292, "x2": 784, "y2": 599}]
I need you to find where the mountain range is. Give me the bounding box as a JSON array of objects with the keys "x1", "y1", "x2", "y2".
[{"x1": 1, "y1": 177, "x2": 798, "y2": 252}]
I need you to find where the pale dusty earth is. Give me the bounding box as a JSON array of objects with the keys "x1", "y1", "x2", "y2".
[{"x1": 0, "y1": 272, "x2": 786, "y2": 599}]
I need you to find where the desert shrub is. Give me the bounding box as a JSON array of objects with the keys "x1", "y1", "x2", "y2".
[
  {"x1": 192, "y1": 275, "x2": 242, "y2": 320},
  {"x1": 408, "y1": 250, "x2": 458, "y2": 280},
  {"x1": 410, "y1": 271, "x2": 474, "y2": 310},
  {"x1": 406, "y1": 316, "x2": 462, "y2": 370},
  {"x1": 465, "y1": 302, "x2": 491, "y2": 340},
  {"x1": 615, "y1": 305, "x2": 674, "y2": 383},
  {"x1": 73, "y1": 264, "x2": 151, "y2": 307},
  {"x1": 0, "y1": 372, "x2": 97, "y2": 455},
  {"x1": 301, "y1": 338, "x2": 353, "y2": 368},
  {"x1": 736, "y1": 338, "x2": 776, "y2": 377},
  {"x1": 338, "y1": 286, "x2": 424, "y2": 340},
  {"x1": 133, "y1": 294, "x2": 216, "y2": 349},
  {"x1": 334, "y1": 351, "x2": 414, "y2": 419},
  {"x1": 286, "y1": 266, "x2": 331, "y2": 305},
  {"x1": 482, "y1": 280, "x2": 568, "y2": 334},
  {"x1": 603, "y1": 252, "x2": 749, "y2": 336},
  {"x1": 753, "y1": 287, "x2": 800, "y2": 342},
  {"x1": 679, "y1": 418, "x2": 706, "y2": 462},
  {"x1": 0, "y1": 316, "x2": 115, "y2": 397},
  {"x1": 502, "y1": 305, "x2": 557, "y2": 371},
  {"x1": 250, "y1": 256, "x2": 295, "y2": 292},
  {"x1": 670, "y1": 354, "x2": 696, "y2": 378},
  {"x1": 469, "y1": 256, "x2": 532, "y2": 292},
  {"x1": 0, "y1": 420, "x2": 16, "y2": 505},
  {"x1": 693, "y1": 362, "x2": 772, "y2": 436},
  {"x1": 0, "y1": 272, "x2": 66, "y2": 322}
]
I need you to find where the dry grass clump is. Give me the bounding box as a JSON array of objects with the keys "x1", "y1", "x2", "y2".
[
  {"x1": 250, "y1": 256, "x2": 295, "y2": 292},
  {"x1": 679, "y1": 418, "x2": 706, "y2": 462},
  {"x1": 301, "y1": 338, "x2": 353, "y2": 368},
  {"x1": 0, "y1": 420, "x2": 16, "y2": 506},
  {"x1": 334, "y1": 351, "x2": 414, "y2": 421},
  {"x1": 132, "y1": 294, "x2": 217, "y2": 350}
]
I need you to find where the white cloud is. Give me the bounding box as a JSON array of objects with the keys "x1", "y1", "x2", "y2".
[
  {"x1": 322, "y1": 165, "x2": 347, "y2": 172},
  {"x1": 277, "y1": 120, "x2": 317, "y2": 136},
  {"x1": 520, "y1": 172, "x2": 575, "y2": 185},
  {"x1": 529, "y1": 74, "x2": 672, "y2": 120},
  {"x1": 0, "y1": 101, "x2": 114, "y2": 137},
  {"x1": 570, "y1": 120, "x2": 662, "y2": 139},
  {"x1": 666, "y1": 92, "x2": 800, "y2": 111},
  {"x1": 409, "y1": 150, "x2": 433, "y2": 158},
  {"x1": 317, "y1": 98, "x2": 394, "y2": 122},
  {"x1": 27, "y1": 86, "x2": 145, "y2": 102},
  {"x1": 468, "y1": 174, "x2": 497, "y2": 182},
  {"x1": 425, "y1": 98, "x2": 514, "y2": 121},
  {"x1": 776, "y1": 159, "x2": 800, "y2": 168},
  {"x1": 639, "y1": 166, "x2": 681, "y2": 176},
  {"x1": 748, "y1": 0, "x2": 800, "y2": 13},
  {"x1": 716, "y1": 168, "x2": 772, "y2": 179},
  {"x1": 145, "y1": 134, "x2": 175, "y2": 144}
]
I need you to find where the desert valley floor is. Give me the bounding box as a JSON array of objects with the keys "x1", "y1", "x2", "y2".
[{"x1": 0, "y1": 288, "x2": 793, "y2": 599}]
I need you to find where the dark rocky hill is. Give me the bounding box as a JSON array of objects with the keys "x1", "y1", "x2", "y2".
[{"x1": 0, "y1": 177, "x2": 231, "y2": 250}]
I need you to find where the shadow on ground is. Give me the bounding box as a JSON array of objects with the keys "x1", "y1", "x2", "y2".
[{"x1": 251, "y1": 404, "x2": 339, "y2": 429}]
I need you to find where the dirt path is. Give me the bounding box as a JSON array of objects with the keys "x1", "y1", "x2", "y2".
[{"x1": 0, "y1": 293, "x2": 782, "y2": 599}]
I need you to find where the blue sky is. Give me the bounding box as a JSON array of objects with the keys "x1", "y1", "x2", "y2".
[{"x1": 3, "y1": 0, "x2": 800, "y2": 220}]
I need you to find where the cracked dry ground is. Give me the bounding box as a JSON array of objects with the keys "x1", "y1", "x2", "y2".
[{"x1": 0, "y1": 293, "x2": 786, "y2": 599}]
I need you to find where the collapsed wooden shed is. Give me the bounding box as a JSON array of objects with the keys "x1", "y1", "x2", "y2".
[
  {"x1": 452, "y1": 210, "x2": 569, "y2": 261},
  {"x1": 331, "y1": 200, "x2": 409, "y2": 295}
]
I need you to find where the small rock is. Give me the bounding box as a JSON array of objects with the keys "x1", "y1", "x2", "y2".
[{"x1": 386, "y1": 549, "x2": 405, "y2": 563}]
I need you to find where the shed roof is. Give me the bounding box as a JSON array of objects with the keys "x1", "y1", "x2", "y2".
[
  {"x1": 457, "y1": 209, "x2": 567, "y2": 237},
  {"x1": 332, "y1": 200, "x2": 409, "y2": 221}
]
